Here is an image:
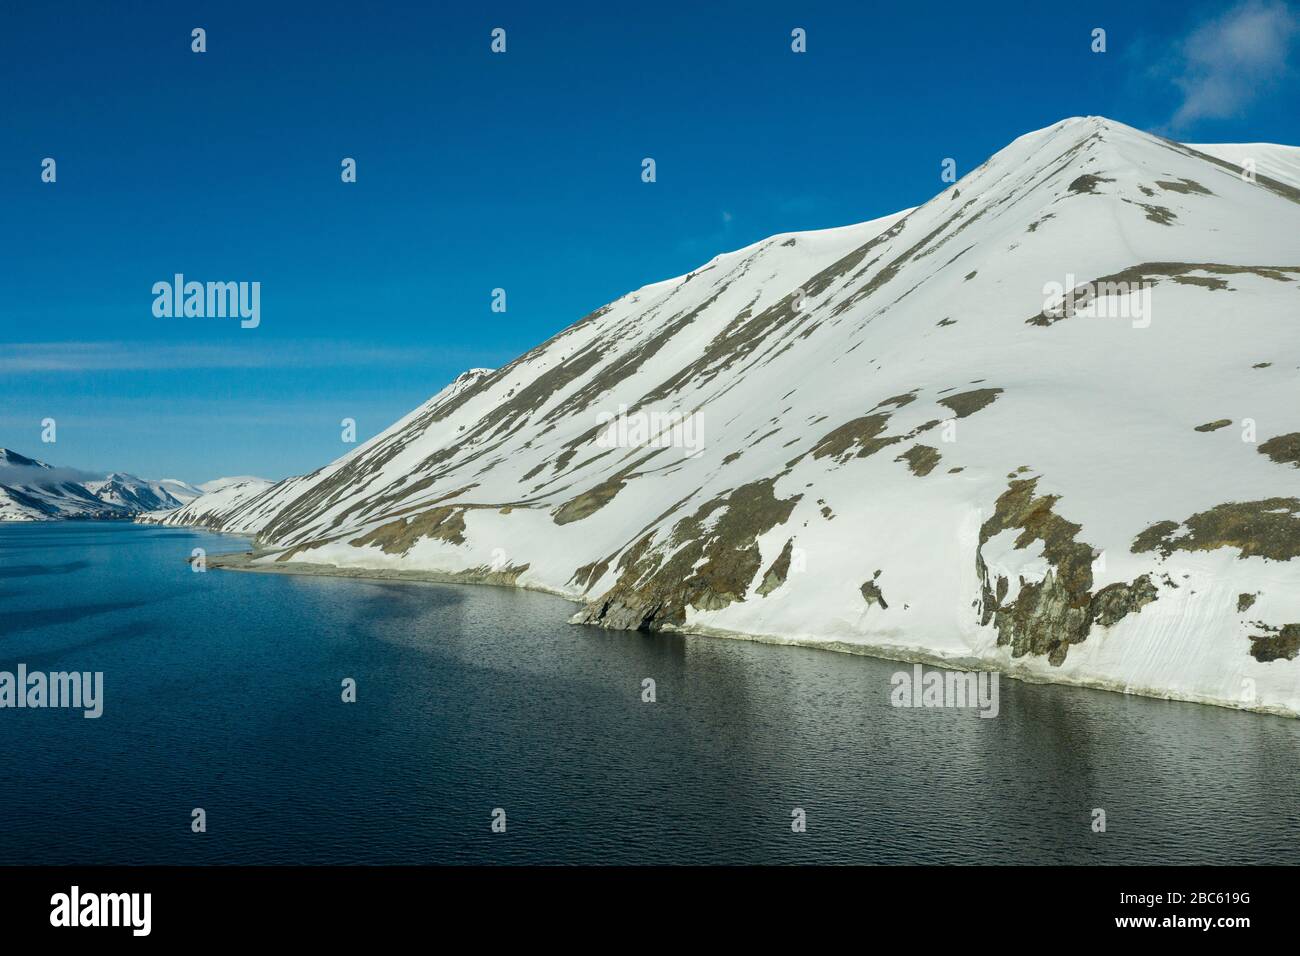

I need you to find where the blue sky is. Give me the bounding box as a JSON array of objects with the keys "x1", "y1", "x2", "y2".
[{"x1": 3, "y1": 0, "x2": 1298, "y2": 482}]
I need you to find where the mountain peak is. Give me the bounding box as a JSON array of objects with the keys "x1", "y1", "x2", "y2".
[{"x1": 0, "y1": 448, "x2": 46, "y2": 468}]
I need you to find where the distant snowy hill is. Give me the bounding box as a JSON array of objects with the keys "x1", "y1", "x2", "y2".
[
  {"x1": 156, "y1": 478, "x2": 204, "y2": 504},
  {"x1": 0, "y1": 449, "x2": 196, "y2": 520},
  {"x1": 84, "y1": 474, "x2": 200, "y2": 512},
  {"x1": 143, "y1": 117, "x2": 1300, "y2": 716},
  {"x1": 1184, "y1": 142, "x2": 1300, "y2": 189},
  {"x1": 139, "y1": 476, "x2": 275, "y2": 530},
  {"x1": 197, "y1": 476, "x2": 269, "y2": 495}
]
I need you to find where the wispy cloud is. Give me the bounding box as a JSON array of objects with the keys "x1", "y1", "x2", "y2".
[
  {"x1": 0, "y1": 341, "x2": 504, "y2": 373},
  {"x1": 1162, "y1": 0, "x2": 1299, "y2": 130},
  {"x1": 0, "y1": 463, "x2": 102, "y2": 487}
]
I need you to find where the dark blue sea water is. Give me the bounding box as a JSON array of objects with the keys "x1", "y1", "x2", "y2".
[{"x1": 1, "y1": 521, "x2": 1297, "y2": 864}]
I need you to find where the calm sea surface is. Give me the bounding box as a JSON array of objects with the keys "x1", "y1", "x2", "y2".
[{"x1": 1, "y1": 521, "x2": 1297, "y2": 864}]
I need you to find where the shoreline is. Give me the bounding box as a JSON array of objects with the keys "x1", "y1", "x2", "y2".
[{"x1": 205, "y1": 548, "x2": 1300, "y2": 722}]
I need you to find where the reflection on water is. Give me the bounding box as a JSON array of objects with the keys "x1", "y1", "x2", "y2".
[
  {"x1": 0, "y1": 521, "x2": 1297, "y2": 865},
  {"x1": 0, "y1": 560, "x2": 90, "y2": 578}
]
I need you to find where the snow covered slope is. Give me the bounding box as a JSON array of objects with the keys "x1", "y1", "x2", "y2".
[
  {"x1": 139, "y1": 476, "x2": 275, "y2": 530},
  {"x1": 142, "y1": 368, "x2": 500, "y2": 535},
  {"x1": 172, "y1": 117, "x2": 1300, "y2": 715},
  {"x1": 0, "y1": 450, "x2": 120, "y2": 521},
  {"x1": 156, "y1": 479, "x2": 204, "y2": 504},
  {"x1": 1184, "y1": 142, "x2": 1300, "y2": 190},
  {"x1": 197, "y1": 476, "x2": 265, "y2": 495},
  {"x1": 83, "y1": 474, "x2": 195, "y2": 512}
]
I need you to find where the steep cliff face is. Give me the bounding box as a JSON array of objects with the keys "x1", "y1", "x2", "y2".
[{"x1": 157, "y1": 117, "x2": 1300, "y2": 715}]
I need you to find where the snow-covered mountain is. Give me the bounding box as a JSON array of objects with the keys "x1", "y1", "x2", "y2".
[
  {"x1": 83, "y1": 473, "x2": 201, "y2": 512},
  {"x1": 156, "y1": 478, "x2": 204, "y2": 504},
  {"x1": 139, "y1": 370, "x2": 494, "y2": 534},
  {"x1": 0, "y1": 449, "x2": 121, "y2": 521},
  {"x1": 140, "y1": 476, "x2": 275, "y2": 530},
  {"x1": 0, "y1": 449, "x2": 197, "y2": 520},
  {"x1": 196, "y1": 476, "x2": 267, "y2": 495},
  {"x1": 153, "y1": 116, "x2": 1300, "y2": 715},
  {"x1": 1184, "y1": 142, "x2": 1300, "y2": 189}
]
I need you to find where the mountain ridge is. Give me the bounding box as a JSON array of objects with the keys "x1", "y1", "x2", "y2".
[{"x1": 0, "y1": 448, "x2": 201, "y2": 520}]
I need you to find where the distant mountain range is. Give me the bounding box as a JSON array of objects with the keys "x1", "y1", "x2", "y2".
[{"x1": 0, "y1": 448, "x2": 242, "y2": 521}]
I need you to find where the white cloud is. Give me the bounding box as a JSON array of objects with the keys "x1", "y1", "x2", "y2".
[
  {"x1": 0, "y1": 463, "x2": 101, "y2": 487},
  {"x1": 1166, "y1": 0, "x2": 1299, "y2": 129},
  {"x1": 0, "y1": 341, "x2": 504, "y2": 373}
]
